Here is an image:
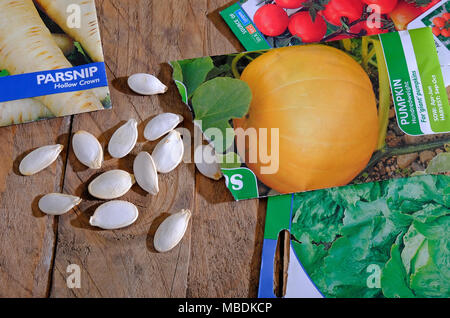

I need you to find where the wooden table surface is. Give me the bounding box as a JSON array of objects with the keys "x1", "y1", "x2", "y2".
[{"x1": 0, "y1": 0, "x2": 268, "y2": 298}]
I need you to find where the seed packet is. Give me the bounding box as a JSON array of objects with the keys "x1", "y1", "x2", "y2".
[
  {"x1": 220, "y1": 0, "x2": 442, "y2": 50},
  {"x1": 220, "y1": 1, "x2": 450, "y2": 88},
  {"x1": 172, "y1": 27, "x2": 450, "y2": 200},
  {"x1": 0, "y1": 0, "x2": 111, "y2": 127},
  {"x1": 408, "y1": 1, "x2": 450, "y2": 86},
  {"x1": 259, "y1": 174, "x2": 450, "y2": 298}
]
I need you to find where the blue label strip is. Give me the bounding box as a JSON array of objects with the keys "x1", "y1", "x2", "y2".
[
  {"x1": 235, "y1": 8, "x2": 250, "y2": 25},
  {"x1": 258, "y1": 239, "x2": 278, "y2": 298},
  {"x1": 0, "y1": 62, "x2": 108, "y2": 102}
]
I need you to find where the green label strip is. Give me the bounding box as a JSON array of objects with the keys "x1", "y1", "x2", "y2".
[
  {"x1": 410, "y1": 27, "x2": 450, "y2": 133},
  {"x1": 220, "y1": 2, "x2": 271, "y2": 52},
  {"x1": 264, "y1": 194, "x2": 292, "y2": 240},
  {"x1": 380, "y1": 28, "x2": 450, "y2": 135},
  {"x1": 221, "y1": 167, "x2": 259, "y2": 201}
]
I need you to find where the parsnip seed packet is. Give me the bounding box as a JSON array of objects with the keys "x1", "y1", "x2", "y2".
[
  {"x1": 0, "y1": 0, "x2": 111, "y2": 127},
  {"x1": 172, "y1": 27, "x2": 450, "y2": 200}
]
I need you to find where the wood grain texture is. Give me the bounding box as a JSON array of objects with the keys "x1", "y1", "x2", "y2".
[
  {"x1": 0, "y1": 0, "x2": 265, "y2": 298},
  {"x1": 0, "y1": 118, "x2": 70, "y2": 297},
  {"x1": 188, "y1": 176, "x2": 266, "y2": 298}
]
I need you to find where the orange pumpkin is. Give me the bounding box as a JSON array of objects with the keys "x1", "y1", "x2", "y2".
[{"x1": 233, "y1": 45, "x2": 379, "y2": 194}]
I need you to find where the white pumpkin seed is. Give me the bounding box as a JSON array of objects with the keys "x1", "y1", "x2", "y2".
[
  {"x1": 152, "y1": 130, "x2": 184, "y2": 173},
  {"x1": 38, "y1": 193, "x2": 81, "y2": 215},
  {"x1": 90, "y1": 200, "x2": 139, "y2": 230},
  {"x1": 154, "y1": 209, "x2": 191, "y2": 253},
  {"x1": 133, "y1": 152, "x2": 159, "y2": 195},
  {"x1": 194, "y1": 144, "x2": 222, "y2": 180},
  {"x1": 144, "y1": 113, "x2": 184, "y2": 141},
  {"x1": 108, "y1": 119, "x2": 138, "y2": 158},
  {"x1": 72, "y1": 130, "x2": 103, "y2": 169},
  {"x1": 19, "y1": 144, "x2": 63, "y2": 176},
  {"x1": 88, "y1": 170, "x2": 135, "y2": 200},
  {"x1": 128, "y1": 73, "x2": 168, "y2": 95}
]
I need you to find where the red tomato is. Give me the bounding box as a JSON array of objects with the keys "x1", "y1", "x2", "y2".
[
  {"x1": 275, "y1": 0, "x2": 307, "y2": 9},
  {"x1": 442, "y1": 28, "x2": 450, "y2": 37},
  {"x1": 443, "y1": 13, "x2": 450, "y2": 21},
  {"x1": 433, "y1": 16, "x2": 446, "y2": 28},
  {"x1": 288, "y1": 12, "x2": 327, "y2": 43},
  {"x1": 254, "y1": 4, "x2": 289, "y2": 37},
  {"x1": 363, "y1": 0, "x2": 398, "y2": 14},
  {"x1": 321, "y1": 0, "x2": 364, "y2": 26},
  {"x1": 432, "y1": 26, "x2": 442, "y2": 36},
  {"x1": 389, "y1": 0, "x2": 423, "y2": 30}
]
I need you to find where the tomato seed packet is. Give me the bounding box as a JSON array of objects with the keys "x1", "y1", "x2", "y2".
[
  {"x1": 220, "y1": 1, "x2": 450, "y2": 88},
  {"x1": 220, "y1": 1, "x2": 441, "y2": 49},
  {"x1": 408, "y1": 1, "x2": 450, "y2": 87},
  {"x1": 172, "y1": 27, "x2": 450, "y2": 200},
  {"x1": 0, "y1": 0, "x2": 111, "y2": 127},
  {"x1": 259, "y1": 174, "x2": 450, "y2": 298}
]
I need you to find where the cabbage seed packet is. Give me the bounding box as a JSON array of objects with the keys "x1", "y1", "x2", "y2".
[{"x1": 259, "y1": 175, "x2": 450, "y2": 298}]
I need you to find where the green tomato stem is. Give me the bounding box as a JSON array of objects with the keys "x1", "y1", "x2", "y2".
[{"x1": 360, "y1": 138, "x2": 450, "y2": 177}]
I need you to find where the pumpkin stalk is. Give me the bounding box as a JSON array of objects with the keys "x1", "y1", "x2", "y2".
[
  {"x1": 342, "y1": 38, "x2": 352, "y2": 52},
  {"x1": 362, "y1": 36, "x2": 369, "y2": 70},
  {"x1": 231, "y1": 53, "x2": 260, "y2": 79},
  {"x1": 359, "y1": 138, "x2": 450, "y2": 178},
  {"x1": 363, "y1": 47, "x2": 377, "y2": 70},
  {"x1": 231, "y1": 52, "x2": 248, "y2": 79}
]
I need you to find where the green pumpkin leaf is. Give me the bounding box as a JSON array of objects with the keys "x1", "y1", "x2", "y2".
[
  {"x1": 176, "y1": 57, "x2": 214, "y2": 98},
  {"x1": 191, "y1": 77, "x2": 252, "y2": 153},
  {"x1": 217, "y1": 151, "x2": 242, "y2": 169},
  {"x1": 171, "y1": 61, "x2": 183, "y2": 82},
  {"x1": 206, "y1": 64, "x2": 232, "y2": 81}
]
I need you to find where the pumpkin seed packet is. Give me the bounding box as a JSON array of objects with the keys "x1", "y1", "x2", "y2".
[
  {"x1": 259, "y1": 174, "x2": 450, "y2": 298},
  {"x1": 171, "y1": 27, "x2": 450, "y2": 200}
]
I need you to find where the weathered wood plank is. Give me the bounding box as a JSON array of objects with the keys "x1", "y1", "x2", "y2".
[
  {"x1": 0, "y1": 118, "x2": 71, "y2": 297},
  {"x1": 184, "y1": 0, "x2": 265, "y2": 298},
  {"x1": 1, "y1": 0, "x2": 263, "y2": 298},
  {"x1": 187, "y1": 176, "x2": 266, "y2": 298},
  {"x1": 49, "y1": 0, "x2": 219, "y2": 297}
]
